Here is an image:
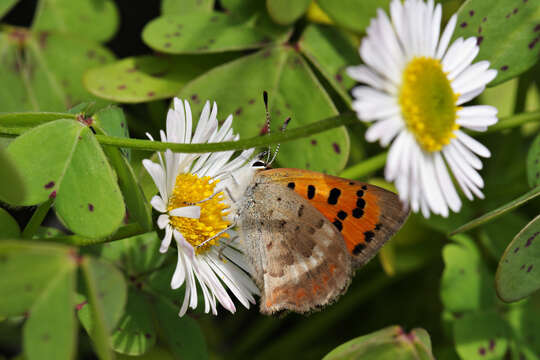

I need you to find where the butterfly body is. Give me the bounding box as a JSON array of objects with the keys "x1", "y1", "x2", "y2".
[{"x1": 237, "y1": 168, "x2": 409, "y2": 314}]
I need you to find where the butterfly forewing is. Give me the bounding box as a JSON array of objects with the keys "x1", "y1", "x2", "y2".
[{"x1": 257, "y1": 168, "x2": 410, "y2": 268}]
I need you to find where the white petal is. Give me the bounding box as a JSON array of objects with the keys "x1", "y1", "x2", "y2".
[
  {"x1": 457, "y1": 116, "x2": 497, "y2": 128},
  {"x1": 360, "y1": 38, "x2": 401, "y2": 85},
  {"x1": 447, "y1": 41, "x2": 480, "y2": 80},
  {"x1": 368, "y1": 9, "x2": 404, "y2": 78},
  {"x1": 433, "y1": 152, "x2": 461, "y2": 212},
  {"x1": 419, "y1": 151, "x2": 448, "y2": 217},
  {"x1": 192, "y1": 101, "x2": 211, "y2": 143},
  {"x1": 442, "y1": 37, "x2": 477, "y2": 75},
  {"x1": 174, "y1": 230, "x2": 195, "y2": 259},
  {"x1": 465, "y1": 126, "x2": 488, "y2": 132},
  {"x1": 150, "y1": 195, "x2": 167, "y2": 213},
  {"x1": 171, "y1": 248, "x2": 187, "y2": 289},
  {"x1": 450, "y1": 136, "x2": 483, "y2": 170},
  {"x1": 457, "y1": 105, "x2": 498, "y2": 119},
  {"x1": 169, "y1": 205, "x2": 201, "y2": 218},
  {"x1": 445, "y1": 143, "x2": 484, "y2": 188},
  {"x1": 420, "y1": 194, "x2": 430, "y2": 218},
  {"x1": 365, "y1": 116, "x2": 404, "y2": 146},
  {"x1": 455, "y1": 130, "x2": 491, "y2": 157},
  {"x1": 385, "y1": 131, "x2": 408, "y2": 181},
  {"x1": 457, "y1": 86, "x2": 486, "y2": 105},
  {"x1": 221, "y1": 245, "x2": 255, "y2": 276},
  {"x1": 197, "y1": 258, "x2": 236, "y2": 313},
  {"x1": 452, "y1": 61, "x2": 497, "y2": 94},
  {"x1": 429, "y1": 3, "x2": 442, "y2": 57},
  {"x1": 157, "y1": 214, "x2": 170, "y2": 229},
  {"x1": 169, "y1": 101, "x2": 185, "y2": 143},
  {"x1": 205, "y1": 254, "x2": 253, "y2": 308},
  {"x1": 442, "y1": 148, "x2": 474, "y2": 200},
  {"x1": 436, "y1": 14, "x2": 457, "y2": 59},
  {"x1": 351, "y1": 87, "x2": 400, "y2": 121},
  {"x1": 142, "y1": 159, "x2": 168, "y2": 201},
  {"x1": 379, "y1": 117, "x2": 404, "y2": 146},
  {"x1": 390, "y1": 0, "x2": 409, "y2": 54},
  {"x1": 160, "y1": 226, "x2": 173, "y2": 253},
  {"x1": 178, "y1": 252, "x2": 197, "y2": 316},
  {"x1": 183, "y1": 99, "x2": 193, "y2": 144},
  {"x1": 346, "y1": 65, "x2": 396, "y2": 94}
]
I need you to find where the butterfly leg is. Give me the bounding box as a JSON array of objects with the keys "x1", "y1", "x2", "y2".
[
  {"x1": 196, "y1": 221, "x2": 238, "y2": 249},
  {"x1": 181, "y1": 191, "x2": 220, "y2": 206},
  {"x1": 217, "y1": 235, "x2": 239, "y2": 261}
]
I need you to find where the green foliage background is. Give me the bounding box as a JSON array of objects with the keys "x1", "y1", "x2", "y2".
[{"x1": 0, "y1": 0, "x2": 539, "y2": 359}]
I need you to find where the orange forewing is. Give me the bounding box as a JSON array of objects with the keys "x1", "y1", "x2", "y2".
[{"x1": 260, "y1": 168, "x2": 408, "y2": 262}]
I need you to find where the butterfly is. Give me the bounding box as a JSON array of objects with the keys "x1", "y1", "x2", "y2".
[{"x1": 236, "y1": 167, "x2": 409, "y2": 315}]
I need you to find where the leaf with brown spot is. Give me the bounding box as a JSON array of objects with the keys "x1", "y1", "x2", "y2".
[
  {"x1": 453, "y1": 0, "x2": 540, "y2": 86},
  {"x1": 0, "y1": 30, "x2": 114, "y2": 112}
]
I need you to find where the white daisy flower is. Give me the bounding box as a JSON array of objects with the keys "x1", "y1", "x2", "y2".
[
  {"x1": 143, "y1": 98, "x2": 261, "y2": 316},
  {"x1": 346, "y1": 0, "x2": 498, "y2": 218}
]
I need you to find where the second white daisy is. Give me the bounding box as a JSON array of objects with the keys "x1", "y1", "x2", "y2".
[
  {"x1": 347, "y1": 0, "x2": 498, "y2": 218},
  {"x1": 143, "y1": 98, "x2": 261, "y2": 316}
]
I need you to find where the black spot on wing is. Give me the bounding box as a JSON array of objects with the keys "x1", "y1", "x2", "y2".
[
  {"x1": 307, "y1": 185, "x2": 315, "y2": 199},
  {"x1": 328, "y1": 188, "x2": 341, "y2": 205},
  {"x1": 352, "y1": 208, "x2": 363, "y2": 218},
  {"x1": 337, "y1": 210, "x2": 347, "y2": 220},
  {"x1": 364, "y1": 231, "x2": 375, "y2": 243},
  {"x1": 353, "y1": 243, "x2": 366, "y2": 255}
]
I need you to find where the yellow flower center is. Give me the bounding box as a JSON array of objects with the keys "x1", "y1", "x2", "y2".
[
  {"x1": 399, "y1": 57, "x2": 460, "y2": 152},
  {"x1": 167, "y1": 173, "x2": 230, "y2": 254}
]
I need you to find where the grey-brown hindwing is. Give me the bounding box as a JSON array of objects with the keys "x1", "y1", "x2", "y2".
[{"x1": 238, "y1": 174, "x2": 352, "y2": 314}]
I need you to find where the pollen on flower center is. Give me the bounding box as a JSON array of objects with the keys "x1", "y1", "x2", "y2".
[
  {"x1": 399, "y1": 57, "x2": 460, "y2": 152},
  {"x1": 168, "y1": 173, "x2": 230, "y2": 254}
]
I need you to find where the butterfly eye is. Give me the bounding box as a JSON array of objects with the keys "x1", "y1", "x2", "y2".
[{"x1": 252, "y1": 160, "x2": 266, "y2": 168}]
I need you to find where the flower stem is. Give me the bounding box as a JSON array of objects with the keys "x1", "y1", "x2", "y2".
[
  {"x1": 483, "y1": 110, "x2": 540, "y2": 133},
  {"x1": 96, "y1": 112, "x2": 359, "y2": 152},
  {"x1": 339, "y1": 152, "x2": 388, "y2": 179},
  {"x1": 450, "y1": 185, "x2": 540, "y2": 235},
  {"x1": 1, "y1": 113, "x2": 358, "y2": 152},
  {"x1": 21, "y1": 198, "x2": 54, "y2": 238}
]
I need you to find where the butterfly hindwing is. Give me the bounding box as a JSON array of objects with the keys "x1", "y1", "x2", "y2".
[
  {"x1": 257, "y1": 168, "x2": 410, "y2": 268},
  {"x1": 238, "y1": 177, "x2": 352, "y2": 314}
]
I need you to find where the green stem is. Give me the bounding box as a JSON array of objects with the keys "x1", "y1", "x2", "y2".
[
  {"x1": 46, "y1": 223, "x2": 146, "y2": 246},
  {"x1": 339, "y1": 152, "x2": 388, "y2": 179},
  {"x1": 21, "y1": 198, "x2": 54, "y2": 238},
  {"x1": 1, "y1": 113, "x2": 358, "y2": 152},
  {"x1": 0, "y1": 112, "x2": 76, "y2": 127},
  {"x1": 97, "y1": 112, "x2": 358, "y2": 152},
  {"x1": 450, "y1": 185, "x2": 540, "y2": 235},
  {"x1": 483, "y1": 110, "x2": 540, "y2": 134}
]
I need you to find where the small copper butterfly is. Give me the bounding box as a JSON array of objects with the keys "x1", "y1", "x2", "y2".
[{"x1": 237, "y1": 167, "x2": 409, "y2": 314}]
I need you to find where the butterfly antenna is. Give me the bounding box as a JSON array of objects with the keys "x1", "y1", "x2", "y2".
[
  {"x1": 262, "y1": 91, "x2": 272, "y2": 165},
  {"x1": 268, "y1": 117, "x2": 291, "y2": 166}
]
